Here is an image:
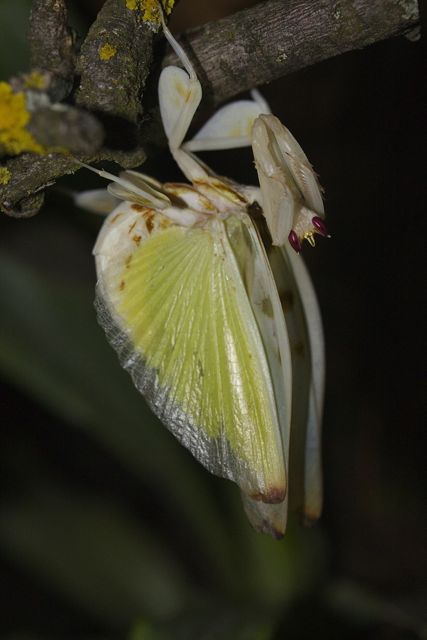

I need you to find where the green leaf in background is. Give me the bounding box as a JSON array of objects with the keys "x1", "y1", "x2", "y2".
[
  {"x1": 129, "y1": 613, "x2": 276, "y2": 640},
  {"x1": 324, "y1": 581, "x2": 427, "y2": 638},
  {"x1": 0, "y1": 483, "x2": 189, "y2": 628}
]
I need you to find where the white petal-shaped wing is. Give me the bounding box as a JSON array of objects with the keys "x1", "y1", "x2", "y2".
[
  {"x1": 268, "y1": 244, "x2": 324, "y2": 522},
  {"x1": 94, "y1": 206, "x2": 287, "y2": 502}
]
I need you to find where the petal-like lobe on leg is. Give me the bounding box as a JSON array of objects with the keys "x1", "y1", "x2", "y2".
[
  {"x1": 185, "y1": 101, "x2": 266, "y2": 152},
  {"x1": 95, "y1": 209, "x2": 287, "y2": 502},
  {"x1": 159, "y1": 66, "x2": 202, "y2": 150},
  {"x1": 268, "y1": 244, "x2": 324, "y2": 523}
]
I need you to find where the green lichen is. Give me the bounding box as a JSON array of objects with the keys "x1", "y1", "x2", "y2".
[{"x1": 0, "y1": 167, "x2": 11, "y2": 185}]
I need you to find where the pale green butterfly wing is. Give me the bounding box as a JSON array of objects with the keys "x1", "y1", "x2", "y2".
[
  {"x1": 94, "y1": 204, "x2": 287, "y2": 502},
  {"x1": 268, "y1": 243, "x2": 324, "y2": 523},
  {"x1": 225, "y1": 214, "x2": 293, "y2": 537}
]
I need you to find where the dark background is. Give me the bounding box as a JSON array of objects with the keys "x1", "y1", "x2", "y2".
[{"x1": 0, "y1": 1, "x2": 425, "y2": 638}]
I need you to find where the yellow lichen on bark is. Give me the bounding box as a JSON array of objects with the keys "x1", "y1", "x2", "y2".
[
  {"x1": 0, "y1": 82, "x2": 44, "y2": 156},
  {"x1": 0, "y1": 167, "x2": 11, "y2": 185},
  {"x1": 125, "y1": 0, "x2": 175, "y2": 22},
  {"x1": 99, "y1": 43, "x2": 118, "y2": 61}
]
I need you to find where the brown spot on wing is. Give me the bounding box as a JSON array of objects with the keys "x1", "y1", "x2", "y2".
[
  {"x1": 119, "y1": 280, "x2": 125, "y2": 291},
  {"x1": 131, "y1": 203, "x2": 145, "y2": 212},
  {"x1": 143, "y1": 210, "x2": 155, "y2": 233},
  {"x1": 132, "y1": 234, "x2": 142, "y2": 246}
]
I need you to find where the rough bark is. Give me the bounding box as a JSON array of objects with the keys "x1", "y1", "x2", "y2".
[
  {"x1": 28, "y1": 0, "x2": 76, "y2": 101},
  {"x1": 75, "y1": 0, "x2": 156, "y2": 123},
  {"x1": 0, "y1": 0, "x2": 420, "y2": 217},
  {"x1": 164, "y1": 0, "x2": 420, "y2": 105}
]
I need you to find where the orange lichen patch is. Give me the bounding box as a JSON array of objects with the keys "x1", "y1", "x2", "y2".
[
  {"x1": 0, "y1": 167, "x2": 11, "y2": 185},
  {"x1": 22, "y1": 71, "x2": 48, "y2": 90},
  {"x1": 125, "y1": 0, "x2": 175, "y2": 23},
  {"x1": 0, "y1": 82, "x2": 44, "y2": 156},
  {"x1": 99, "y1": 43, "x2": 117, "y2": 61}
]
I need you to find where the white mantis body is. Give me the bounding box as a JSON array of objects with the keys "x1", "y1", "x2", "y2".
[{"x1": 79, "y1": 10, "x2": 327, "y2": 538}]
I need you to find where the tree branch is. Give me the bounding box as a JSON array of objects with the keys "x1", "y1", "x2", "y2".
[
  {"x1": 0, "y1": 0, "x2": 419, "y2": 217},
  {"x1": 75, "y1": 0, "x2": 156, "y2": 123},
  {"x1": 165, "y1": 0, "x2": 420, "y2": 105}
]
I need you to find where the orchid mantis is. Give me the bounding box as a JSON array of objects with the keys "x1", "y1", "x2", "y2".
[{"x1": 80, "y1": 8, "x2": 327, "y2": 538}]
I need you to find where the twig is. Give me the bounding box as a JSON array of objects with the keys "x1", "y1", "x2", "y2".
[{"x1": 164, "y1": 0, "x2": 420, "y2": 105}]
